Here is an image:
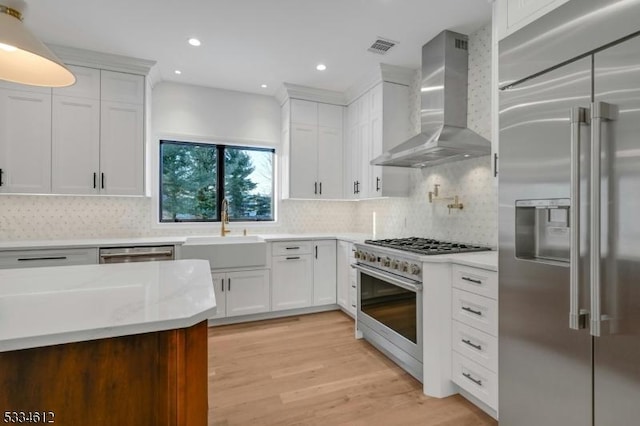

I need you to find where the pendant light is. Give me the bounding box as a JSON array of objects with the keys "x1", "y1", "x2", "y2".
[{"x1": 0, "y1": 1, "x2": 75, "y2": 87}]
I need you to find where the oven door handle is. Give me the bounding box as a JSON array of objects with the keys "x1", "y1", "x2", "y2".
[{"x1": 351, "y1": 263, "x2": 422, "y2": 292}]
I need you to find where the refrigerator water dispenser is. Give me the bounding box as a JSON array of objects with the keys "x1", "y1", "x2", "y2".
[{"x1": 515, "y1": 199, "x2": 570, "y2": 263}]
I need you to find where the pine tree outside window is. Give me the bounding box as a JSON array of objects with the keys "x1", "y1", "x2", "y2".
[{"x1": 160, "y1": 140, "x2": 274, "y2": 222}]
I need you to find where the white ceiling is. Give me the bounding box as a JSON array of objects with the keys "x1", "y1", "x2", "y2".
[{"x1": 23, "y1": 0, "x2": 492, "y2": 96}]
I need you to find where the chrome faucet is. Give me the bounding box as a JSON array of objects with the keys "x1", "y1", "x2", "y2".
[{"x1": 220, "y1": 198, "x2": 231, "y2": 236}]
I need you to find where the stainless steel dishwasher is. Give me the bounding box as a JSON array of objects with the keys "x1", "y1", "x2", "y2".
[{"x1": 98, "y1": 246, "x2": 175, "y2": 264}]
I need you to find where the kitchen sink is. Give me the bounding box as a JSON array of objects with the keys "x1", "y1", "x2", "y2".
[{"x1": 181, "y1": 235, "x2": 267, "y2": 269}]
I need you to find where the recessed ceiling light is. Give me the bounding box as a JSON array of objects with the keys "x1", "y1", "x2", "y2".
[
  {"x1": 463, "y1": 154, "x2": 471, "y2": 158},
  {"x1": 188, "y1": 38, "x2": 201, "y2": 47},
  {"x1": 174, "y1": 70, "x2": 182, "y2": 75},
  {"x1": 261, "y1": 84, "x2": 268, "y2": 88},
  {"x1": 316, "y1": 63, "x2": 327, "y2": 71}
]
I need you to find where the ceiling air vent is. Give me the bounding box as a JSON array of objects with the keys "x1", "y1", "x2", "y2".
[
  {"x1": 368, "y1": 38, "x2": 397, "y2": 55},
  {"x1": 454, "y1": 38, "x2": 468, "y2": 50}
]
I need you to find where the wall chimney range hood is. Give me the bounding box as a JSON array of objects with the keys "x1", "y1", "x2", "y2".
[{"x1": 372, "y1": 30, "x2": 490, "y2": 168}]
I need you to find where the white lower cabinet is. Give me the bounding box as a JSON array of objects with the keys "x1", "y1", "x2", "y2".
[
  {"x1": 451, "y1": 264, "x2": 498, "y2": 413},
  {"x1": 337, "y1": 240, "x2": 356, "y2": 315},
  {"x1": 210, "y1": 269, "x2": 270, "y2": 319},
  {"x1": 271, "y1": 253, "x2": 313, "y2": 311},
  {"x1": 271, "y1": 239, "x2": 338, "y2": 312},
  {"x1": 313, "y1": 240, "x2": 337, "y2": 306}
]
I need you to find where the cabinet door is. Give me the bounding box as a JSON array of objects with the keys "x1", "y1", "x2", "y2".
[
  {"x1": 313, "y1": 240, "x2": 337, "y2": 306},
  {"x1": 225, "y1": 270, "x2": 270, "y2": 317},
  {"x1": 357, "y1": 122, "x2": 370, "y2": 198},
  {"x1": 317, "y1": 126, "x2": 343, "y2": 199},
  {"x1": 271, "y1": 254, "x2": 313, "y2": 311},
  {"x1": 0, "y1": 89, "x2": 51, "y2": 194},
  {"x1": 210, "y1": 273, "x2": 227, "y2": 319},
  {"x1": 344, "y1": 125, "x2": 360, "y2": 199},
  {"x1": 53, "y1": 66, "x2": 100, "y2": 99},
  {"x1": 100, "y1": 70, "x2": 144, "y2": 105},
  {"x1": 52, "y1": 96, "x2": 100, "y2": 194},
  {"x1": 369, "y1": 111, "x2": 383, "y2": 197},
  {"x1": 336, "y1": 241, "x2": 350, "y2": 309},
  {"x1": 289, "y1": 123, "x2": 318, "y2": 198},
  {"x1": 290, "y1": 99, "x2": 318, "y2": 125},
  {"x1": 100, "y1": 101, "x2": 144, "y2": 195}
]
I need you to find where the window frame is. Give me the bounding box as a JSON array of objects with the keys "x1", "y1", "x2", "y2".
[{"x1": 159, "y1": 139, "x2": 276, "y2": 224}]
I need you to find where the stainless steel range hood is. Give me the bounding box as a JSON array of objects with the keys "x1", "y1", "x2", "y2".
[{"x1": 372, "y1": 30, "x2": 490, "y2": 168}]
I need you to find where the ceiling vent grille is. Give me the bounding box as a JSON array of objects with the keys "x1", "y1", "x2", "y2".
[
  {"x1": 454, "y1": 38, "x2": 468, "y2": 50},
  {"x1": 368, "y1": 38, "x2": 397, "y2": 55}
]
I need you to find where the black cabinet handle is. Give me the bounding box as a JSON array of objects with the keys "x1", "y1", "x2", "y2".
[
  {"x1": 315, "y1": 245, "x2": 318, "y2": 259},
  {"x1": 228, "y1": 278, "x2": 231, "y2": 291},
  {"x1": 93, "y1": 172, "x2": 97, "y2": 189},
  {"x1": 355, "y1": 181, "x2": 360, "y2": 194},
  {"x1": 221, "y1": 278, "x2": 224, "y2": 292},
  {"x1": 463, "y1": 372, "x2": 483, "y2": 386},
  {"x1": 353, "y1": 181, "x2": 356, "y2": 195},
  {"x1": 18, "y1": 256, "x2": 67, "y2": 262},
  {"x1": 314, "y1": 182, "x2": 317, "y2": 194},
  {"x1": 462, "y1": 276, "x2": 482, "y2": 285},
  {"x1": 462, "y1": 306, "x2": 483, "y2": 316},
  {"x1": 494, "y1": 153, "x2": 498, "y2": 177},
  {"x1": 286, "y1": 256, "x2": 300, "y2": 260},
  {"x1": 101, "y1": 172, "x2": 105, "y2": 189},
  {"x1": 462, "y1": 338, "x2": 482, "y2": 351},
  {"x1": 319, "y1": 182, "x2": 322, "y2": 195},
  {"x1": 285, "y1": 246, "x2": 300, "y2": 250},
  {"x1": 0, "y1": 168, "x2": 3, "y2": 187},
  {"x1": 376, "y1": 177, "x2": 381, "y2": 192}
]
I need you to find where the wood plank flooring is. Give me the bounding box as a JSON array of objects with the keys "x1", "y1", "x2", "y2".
[{"x1": 208, "y1": 311, "x2": 498, "y2": 426}]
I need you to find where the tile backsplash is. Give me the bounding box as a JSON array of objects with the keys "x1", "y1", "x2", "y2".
[{"x1": 0, "y1": 24, "x2": 495, "y2": 245}]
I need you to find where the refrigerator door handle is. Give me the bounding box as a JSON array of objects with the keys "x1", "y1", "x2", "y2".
[
  {"x1": 590, "y1": 101, "x2": 618, "y2": 337},
  {"x1": 570, "y1": 107, "x2": 589, "y2": 330}
]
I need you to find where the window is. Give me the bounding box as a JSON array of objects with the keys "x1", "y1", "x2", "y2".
[{"x1": 160, "y1": 140, "x2": 275, "y2": 222}]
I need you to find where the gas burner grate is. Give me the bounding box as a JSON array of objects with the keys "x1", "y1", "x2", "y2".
[{"x1": 364, "y1": 237, "x2": 491, "y2": 255}]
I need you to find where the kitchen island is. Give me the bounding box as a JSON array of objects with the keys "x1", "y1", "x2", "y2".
[{"x1": 0, "y1": 259, "x2": 215, "y2": 426}]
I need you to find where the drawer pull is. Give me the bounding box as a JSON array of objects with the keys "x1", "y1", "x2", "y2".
[
  {"x1": 285, "y1": 246, "x2": 300, "y2": 250},
  {"x1": 18, "y1": 256, "x2": 67, "y2": 262},
  {"x1": 286, "y1": 256, "x2": 300, "y2": 260},
  {"x1": 462, "y1": 306, "x2": 483, "y2": 316},
  {"x1": 462, "y1": 276, "x2": 482, "y2": 285},
  {"x1": 462, "y1": 338, "x2": 482, "y2": 351},
  {"x1": 463, "y1": 372, "x2": 483, "y2": 386}
]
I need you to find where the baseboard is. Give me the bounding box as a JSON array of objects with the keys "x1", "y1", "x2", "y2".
[
  {"x1": 457, "y1": 388, "x2": 498, "y2": 420},
  {"x1": 208, "y1": 304, "x2": 340, "y2": 326}
]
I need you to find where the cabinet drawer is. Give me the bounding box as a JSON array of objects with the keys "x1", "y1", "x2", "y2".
[
  {"x1": 452, "y1": 351, "x2": 498, "y2": 409},
  {"x1": 452, "y1": 320, "x2": 498, "y2": 373},
  {"x1": 0, "y1": 248, "x2": 98, "y2": 269},
  {"x1": 452, "y1": 265, "x2": 497, "y2": 300},
  {"x1": 272, "y1": 240, "x2": 313, "y2": 256},
  {"x1": 452, "y1": 288, "x2": 498, "y2": 336}
]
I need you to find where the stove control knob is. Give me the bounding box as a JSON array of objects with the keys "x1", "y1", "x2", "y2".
[
  {"x1": 401, "y1": 261, "x2": 410, "y2": 272},
  {"x1": 382, "y1": 257, "x2": 391, "y2": 267},
  {"x1": 410, "y1": 264, "x2": 421, "y2": 276},
  {"x1": 390, "y1": 259, "x2": 400, "y2": 270},
  {"x1": 354, "y1": 250, "x2": 361, "y2": 259},
  {"x1": 368, "y1": 253, "x2": 377, "y2": 262}
]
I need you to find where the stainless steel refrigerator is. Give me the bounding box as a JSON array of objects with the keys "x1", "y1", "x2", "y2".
[{"x1": 499, "y1": 1, "x2": 640, "y2": 425}]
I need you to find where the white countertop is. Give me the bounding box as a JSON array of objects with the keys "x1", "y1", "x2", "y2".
[
  {"x1": 259, "y1": 233, "x2": 371, "y2": 243},
  {"x1": 0, "y1": 236, "x2": 187, "y2": 251},
  {"x1": 0, "y1": 259, "x2": 216, "y2": 352}
]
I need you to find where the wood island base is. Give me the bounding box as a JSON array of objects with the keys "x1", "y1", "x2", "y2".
[{"x1": 0, "y1": 321, "x2": 208, "y2": 426}]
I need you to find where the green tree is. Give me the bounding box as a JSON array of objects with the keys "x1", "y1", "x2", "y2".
[{"x1": 224, "y1": 148, "x2": 257, "y2": 219}]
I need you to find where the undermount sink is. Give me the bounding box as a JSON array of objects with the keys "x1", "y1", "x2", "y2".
[{"x1": 181, "y1": 235, "x2": 267, "y2": 269}]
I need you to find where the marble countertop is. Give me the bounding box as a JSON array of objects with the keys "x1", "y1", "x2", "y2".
[
  {"x1": 0, "y1": 236, "x2": 187, "y2": 251},
  {"x1": 0, "y1": 259, "x2": 216, "y2": 352}
]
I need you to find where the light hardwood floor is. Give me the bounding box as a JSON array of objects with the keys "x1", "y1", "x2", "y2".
[{"x1": 208, "y1": 311, "x2": 498, "y2": 426}]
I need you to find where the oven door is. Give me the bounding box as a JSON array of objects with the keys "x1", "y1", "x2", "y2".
[{"x1": 353, "y1": 263, "x2": 422, "y2": 362}]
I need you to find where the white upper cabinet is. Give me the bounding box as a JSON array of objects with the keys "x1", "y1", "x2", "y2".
[
  {"x1": 0, "y1": 88, "x2": 52, "y2": 194},
  {"x1": 53, "y1": 66, "x2": 100, "y2": 99},
  {"x1": 284, "y1": 99, "x2": 344, "y2": 199},
  {"x1": 100, "y1": 101, "x2": 144, "y2": 195},
  {"x1": 496, "y1": 0, "x2": 571, "y2": 40},
  {"x1": 52, "y1": 95, "x2": 101, "y2": 194},
  {"x1": 100, "y1": 70, "x2": 145, "y2": 104},
  {"x1": 345, "y1": 82, "x2": 410, "y2": 199}
]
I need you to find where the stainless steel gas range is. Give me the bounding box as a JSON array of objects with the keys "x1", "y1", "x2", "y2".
[{"x1": 352, "y1": 237, "x2": 490, "y2": 383}]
